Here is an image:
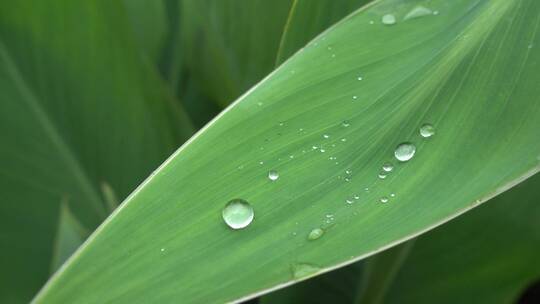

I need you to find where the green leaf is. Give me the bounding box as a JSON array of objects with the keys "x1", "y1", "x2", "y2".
[
  {"x1": 262, "y1": 172, "x2": 540, "y2": 304},
  {"x1": 180, "y1": 0, "x2": 292, "y2": 106},
  {"x1": 34, "y1": 0, "x2": 540, "y2": 302},
  {"x1": 123, "y1": 0, "x2": 167, "y2": 62},
  {"x1": 50, "y1": 200, "x2": 88, "y2": 273},
  {"x1": 0, "y1": 1, "x2": 192, "y2": 302},
  {"x1": 275, "y1": 0, "x2": 371, "y2": 66}
]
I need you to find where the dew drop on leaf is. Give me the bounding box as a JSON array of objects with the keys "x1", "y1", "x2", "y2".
[
  {"x1": 268, "y1": 170, "x2": 279, "y2": 181},
  {"x1": 381, "y1": 14, "x2": 396, "y2": 25},
  {"x1": 308, "y1": 228, "x2": 324, "y2": 240},
  {"x1": 222, "y1": 199, "x2": 254, "y2": 230},
  {"x1": 292, "y1": 263, "x2": 321, "y2": 279},
  {"x1": 420, "y1": 124, "x2": 435, "y2": 138},
  {"x1": 394, "y1": 142, "x2": 416, "y2": 162},
  {"x1": 382, "y1": 162, "x2": 394, "y2": 172}
]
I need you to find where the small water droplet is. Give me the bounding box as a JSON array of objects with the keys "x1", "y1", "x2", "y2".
[
  {"x1": 369, "y1": 20, "x2": 375, "y2": 25},
  {"x1": 292, "y1": 263, "x2": 320, "y2": 279},
  {"x1": 357, "y1": 76, "x2": 363, "y2": 81},
  {"x1": 344, "y1": 176, "x2": 351, "y2": 182},
  {"x1": 345, "y1": 169, "x2": 352, "y2": 175},
  {"x1": 354, "y1": 194, "x2": 360, "y2": 200},
  {"x1": 420, "y1": 124, "x2": 435, "y2": 138},
  {"x1": 268, "y1": 170, "x2": 279, "y2": 181},
  {"x1": 364, "y1": 187, "x2": 370, "y2": 192},
  {"x1": 342, "y1": 120, "x2": 350, "y2": 127},
  {"x1": 331, "y1": 54, "x2": 336, "y2": 58},
  {"x1": 346, "y1": 198, "x2": 354, "y2": 204},
  {"x1": 289, "y1": 155, "x2": 294, "y2": 159},
  {"x1": 308, "y1": 228, "x2": 324, "y2": 240},
  {"x1": 394, "y1": 143, "x2": 416, "y2": 162},
  {"x1": 382, "y1": 14, "x2": 396, "y2": 25},
  {"x1": 380, "y1": 196, "x2": 389, "y2": 203},
  {"x1": 222, "y1": 199, "x2": 254, "y2": 229},
  {"x1": 390, "y1": 193, "x2": 396, "y2": 197},
  {"x1": 279, "y1": 122, "x2": 285, "y2": 127},
  {"x1": 323, "y1": 134, "x2": 330, "y2": 139},
  {"x1": 320, "y1": 149, "x2": 326, "y2": 153},
  {"x1": 382, "y1": 162, "x2": 394, "y2": 172},
  {"x1": 237, "y1": 165, "x2": 244, "y2": 170},
  {"x1": 259, "y1": 161, "x2": 264, "y2": 165},
  {"x1": 341, "y1": 138, "x2": 347, "y2": 142},
  {"x1": 404, "y1": 5, "x2": 433, "y2": 20},
  {"x1": 378, "y1": 172, "x2": 387, "y2": 179},
  {"x1": 433, "y1": 10, "x2": 439, "y2": 15},
  {"x1": 160, "y1": 248, "x2": 165, "y2": 252},
  {"x1": 352, "y1": 95, "x2": 358, "y2": 100}
]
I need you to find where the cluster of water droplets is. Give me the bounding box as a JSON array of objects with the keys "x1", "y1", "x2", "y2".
[{"x1": 221, "y1": 10, "x2": 442, "y2": 278}]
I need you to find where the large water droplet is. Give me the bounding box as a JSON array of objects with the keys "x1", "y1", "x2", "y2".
[
  {"x1": 222, "y1": 199, "x2": 254, "y2": 230},
  {"x1": 268, "y1": 170, "x2": 279, "y2": 181},
  {"x1": 382, "y1": 14, "x2": 396, "y2": 25},
  {"x1": 292, "y1": 263, "x2": 320, "y2": 279},
  {"x1": 420, "y1": 124, "x2": 435, "y2": 138},
  {"x1": 404, "y1": 5, "x2": 433, "y2": 20},
  {"x1": 394, "y1": 143, "x2": 416, "y2": 162},
  {"x1": 308, "y1": 228, "x2": 324, "y2": 240},
  {"x1": 382, "y1": 163, "x2": 394, "y2": 172}
]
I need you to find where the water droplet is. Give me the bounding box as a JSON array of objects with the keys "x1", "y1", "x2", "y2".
[
  {"x1": 378, "y1": 172, "x2": 387, "y2": 179},
  {"x1": 222, "y1": 199, "x2": 254, "y2": 229},
  {"x1": 382, "y1": 14, "x2": 396, "y2": 25},
  {"x1": 341, "y1": 138, "x2": 347, "y2": 142},
  {"x1": 369, "y1": 20, "x2": 375, "y2": 25},
  {"x1": 292, "y1": 263, "x2": 320, "y2": 279},
  {"x1": 323, "y1": 134, "x2": 330, "y2": 139},
  {"x1": 345, "y1": 169, "x2": 352, "y2": 175},
  {"x1": 352, "y1": 95, "x2": 358, "y2": 100},
  {"x1": 390, "y1": 193, "x2": 396, "y2": 197},
  {"x1": 342, "y1": 120, "x2": 350, "y2": 127},
  {"x1": 344, "y1": 176, "x2": 351, "y2": 182},
  {"x1": 279, "y1": 122, "x2": 285, "y2": 127},
  {"x1": 420, "y1": 124, "x2": 435, "y2": 138},
  {"x1": 346, "y1": 198, "x2": 354, "y2": 204},
  {"x1": 312, "y1": 145, "x2": 319, "y2": 150},
  {"x1": 289, "y1": 155, "x2": 294, "y2": 159},
  {"x1": 268, "y1": 170, "x2": 279, "y2": 181},
  {"x1": 259, "y1": 161, "x2": 264, "y2": 165},
  {"x1": 354, "y1": 194, "x2": 360, "y2": 200},
  {"x1": 433, "y1": 10, "x2": 439, "y2": 15},
  {"x1": 357, "y1": 76, "x2": 363, "y2": 81},
  {"x1": 331, "y1": 54, "x2": 336, "y2": 58},
  {"x1": 404, "y1": 5, "x2": 433, "y2": 20},
  {"x1": 160, "y1": 248, "x2": 165, "y2": 252},
  {"x1": 320, "y1": 149, "x2": 326, "y2": 153},
  {"x1": 394, "y1": 143, "x2": 416, "y2": 162},
  {"x1": 382, "y1": 162, "x2": 394, "y2": 172},
  {"x1": 380, "y1": 196, "x2": 389, "y2": 203},
  {"x1": 308, "y1": 228, "x2": 324, "y2": 240}
]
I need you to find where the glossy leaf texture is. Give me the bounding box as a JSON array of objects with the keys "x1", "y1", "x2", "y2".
[
  {"x1": 262, "y1": 172, "x2": 540, "y2": 304},
  {"x1": 35, "y1": 0, "x2": 540, "y2": 303},
  {"x1": 0, "y1": 1, "x2": 193, "y2": 302}
]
